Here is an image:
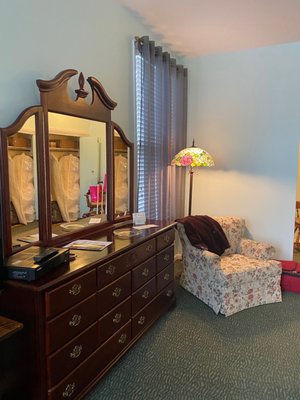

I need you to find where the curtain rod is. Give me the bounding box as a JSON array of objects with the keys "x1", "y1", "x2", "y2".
[{"x1": 134, "y1": 36, "x2": 187, "y2": 73}]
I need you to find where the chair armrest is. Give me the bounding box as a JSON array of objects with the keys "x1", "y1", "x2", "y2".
[
  {"x1": 185, "y1": 245, "x2": 222, "y2": 275},
  {"x1": 238, "y1": 238, "x2": 276, "y2": 259},
  {"x1": 177, "y1": 222, "x2": 222, "y2": 276},
  {"x1": 201, "y1": 249, "x2": 221, "y2": 265}
]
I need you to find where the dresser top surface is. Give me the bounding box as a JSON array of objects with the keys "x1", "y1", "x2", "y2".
[{"x1": 3, "y1": 221, "x2": 176, "y2": 291}]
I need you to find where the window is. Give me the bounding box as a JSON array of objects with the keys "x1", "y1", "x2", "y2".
[{"x1": 134, "y1": 36, "x2": 187, "y2": 221}]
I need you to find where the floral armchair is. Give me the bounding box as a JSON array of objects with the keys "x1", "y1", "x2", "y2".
[{"x1": 177, "y1": 216, "x2": 282, "y2": 317}]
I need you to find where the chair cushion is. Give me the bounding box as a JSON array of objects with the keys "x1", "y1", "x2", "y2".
[
  {"x1": 220, "y1": 254, "x2": 282, "y2": 285},
  {"x1": 213, "y1": 216, "x2": 245, "y2": 255}
]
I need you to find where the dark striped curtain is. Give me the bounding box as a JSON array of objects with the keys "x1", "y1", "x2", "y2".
[{"x1": 134, "y1": 36, "x2": 187, "y2": 221}]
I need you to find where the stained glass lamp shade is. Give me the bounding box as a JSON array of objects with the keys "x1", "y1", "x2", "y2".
[{"x1": 171, "y1": 140, "x2": 214, "y2": 216}]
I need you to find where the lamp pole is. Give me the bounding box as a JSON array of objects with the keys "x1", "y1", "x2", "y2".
[{"x1": 188, "y1": 166, "x2": 194, "y2": 216}]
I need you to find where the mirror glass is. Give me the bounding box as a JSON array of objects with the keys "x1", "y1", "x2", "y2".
[
  {"x1": 48, "y1": 113, "x2": 107, "y2": 235},
  {"x1": 114, "y1": 129, "x2": 130, "y2": 217},
  {"x1": 8, "y1": 115, "x2": 39, "y2": 248}
]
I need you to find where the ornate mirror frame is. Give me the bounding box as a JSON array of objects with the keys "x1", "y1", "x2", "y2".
[{"x1": 0, "y1": 69, "x2": 134, "y2": 257}]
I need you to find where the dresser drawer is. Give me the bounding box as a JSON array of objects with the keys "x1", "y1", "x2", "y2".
[
  {"x1": 98, "y1": 254, "x2": 133, "y2": 289},
  {"x1": 132, "y1": 301, "x2": 156, "y2": 338},
  {"x1": 48, "y1": 321, "x2": 132, "y2": 400},
  {"x1": 134, "y1": 237, "x2": 156, "y2": 261},
  {"x1": 47, "y1": 322, "x2": 98, "y2": 388},
  {"x1": 97, "y1": 238, "x2": 155, "y2": 288},
  {"x1": 154, "y1": 281, "x2": 175, "y2": 311},
  {"x1": 99, "y1": 297, "x2": 131, "y2": 344},
  {"x1": 45, "y1": 294, "x2": 97, "y2": 355},
  {"x1": 132, "y1": 277, "x2": 156, "y2": 315},
  {"x1": 156, "y1": 245, "x2": 174, "y2": 273},
  {"x1": 94, "y1": 320, "x2": 132, "y2": 378},
  {"x1": 45, "y1": 270, "x2": 97, "y2": 319},
  {"x1": 132, "y1": 256, "x2": 156, "y2": 291},
  {"x1": 156, "y1": 228, "x2": 175, "y2": 251},
  {"x1": 157, "y1": 263, "x2": 174, "y2": 292},
  {"x1": 97, "y1": 272, "x2": 131, "y2": 317}
]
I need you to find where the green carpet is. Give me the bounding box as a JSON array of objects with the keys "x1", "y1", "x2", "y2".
[{"x1": 86, "y1": 282, "x2": 300, "y2": 400}]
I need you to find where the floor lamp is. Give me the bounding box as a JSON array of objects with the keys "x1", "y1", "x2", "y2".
[{"x1": 171, "y1": 140, "x2": 214, "y2": 216}]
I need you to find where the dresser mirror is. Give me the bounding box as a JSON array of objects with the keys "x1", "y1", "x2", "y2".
[
  {"x1": 48, "y1": 113, "x2": 107, "y2": 235},
  {"x1": 113, "y1": 124, "x2": 133, "y2": 218},
  {"x1": 0, "y1": 107, "x2": 44, "y2": 255},
  {"x1": 0, "y1": 70, "x2": 134, "y2": 257},
  {"x1": 9, "y1": 116, "x2": 38, "y2": 240}
]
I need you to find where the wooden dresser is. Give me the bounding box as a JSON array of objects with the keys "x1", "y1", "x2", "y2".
[{"x1": 0, "y1": 222, "x2": 176, "y2": 399}]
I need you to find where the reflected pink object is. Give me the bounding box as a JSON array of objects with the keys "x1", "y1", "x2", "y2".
[
  {"x1": 89, "y1": 185, "x2": 103, "y2": 202},
  {"x1": 103, "y1": 174, "x2": 107, "y2": 193}
]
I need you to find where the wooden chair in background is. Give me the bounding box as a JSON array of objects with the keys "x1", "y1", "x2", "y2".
[
  {"x1": 85, "y1": 185, "x2": 106, "y2": 215},
  {"x1": 294, "y1": 201, "x2": 300, "y2": 251}
]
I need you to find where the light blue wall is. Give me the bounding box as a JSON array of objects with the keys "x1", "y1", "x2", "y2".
[
  {"x1": 0, "y1": 0, "x2": 161, "y2": 138},
  {"x1": 2, "y1": 0, "x2": 298, "y2": 258},
  {"x1": 185, "y1": 43, "x2": 300, "y2": 258}
]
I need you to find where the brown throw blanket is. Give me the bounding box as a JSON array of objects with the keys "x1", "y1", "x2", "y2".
[{"x1": 176, "y1": 215, "x2": 230, "y2": 256}]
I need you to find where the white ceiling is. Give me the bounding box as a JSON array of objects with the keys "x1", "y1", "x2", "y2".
[{"x1": 118, "y1": 0, "x2": 300, "y2": 56}]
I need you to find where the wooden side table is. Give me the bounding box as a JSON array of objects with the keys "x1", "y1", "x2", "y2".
[
  {"x1": 0, "y1": 315, "x2": 25, "y2": 399},
  {"x1": 0, "y1": 315, "x2": 23, "y2": 342}
]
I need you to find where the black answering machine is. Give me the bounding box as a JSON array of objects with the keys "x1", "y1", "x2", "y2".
[{"x1": 3, "y1": 247, "x2": 70, "y2": 282}]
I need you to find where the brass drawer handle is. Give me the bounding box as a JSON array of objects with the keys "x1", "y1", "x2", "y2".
[
  {"x1": 146, "y1": 244, "x2": 153, "y2": 252},
  {"x1": 69, "y1": 283, "x2": 81, "y2": 296},
  {"x1": 70, "y1": 345, "x2": 82, "y2": 359},
  {"x1": 62, "y1": 382, "x2": 76, "y2": 398},
  {"x1": 163, "y1": 254, "x2": 170, "y2": 262},
  {"x1": 164, "y1": 235, "x2": 170, "y2": 243},
  {"x1": 118, "y1": 333, "x2": 127, "y2": 344},
  {"x1": 164, "y1": 273, "x2": 170, "y2": 281},
  {"x1": 113, "y1": 313, "x2": 122, "y2": 323},
  {"x1": 106, "y1": 265, "x2": 116, "y2": 275},
  {"x1": 142, "y1": 268, "x2": 149, "y2": 277},
  {"x1": 166, "y1": 290, "x2": 173, "y2": 297},
  {"x1": 112, "y1": 287, "x2": 122, "y2": 297},
  {"x1": 142, "y1": 290, "x2": 149, "y2": 299},
  {"x1": 69, "y1": 314, "x2": 81, "y2": 327},
  {"x1": 138, "y1": 316, "x2": 146, "y2": 325}
]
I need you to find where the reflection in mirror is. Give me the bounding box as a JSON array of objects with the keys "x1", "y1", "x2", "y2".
[
  {"x1": 48, "y1": 113, "x2": 107, "y2": 235},
  {"x1": 8, "y1": 115, "x2": 39, "y2": 248},
  {"x1": 114, "y1": 129, "x2": 129, "y2": 217}
]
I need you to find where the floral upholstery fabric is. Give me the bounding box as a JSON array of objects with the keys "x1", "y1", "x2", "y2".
[
  {"x1": 220, "y1": 254, "x2": 281, "y2": 285},
  {"x1": 177, "y1": 216, "x2": 282, "y2": 317},
  {"x1": 213, "y1": 216, "x2": 245, "y2": 255},
  {"x1": 238, "y1": 238, "x2": 276, "y2": 260}
]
